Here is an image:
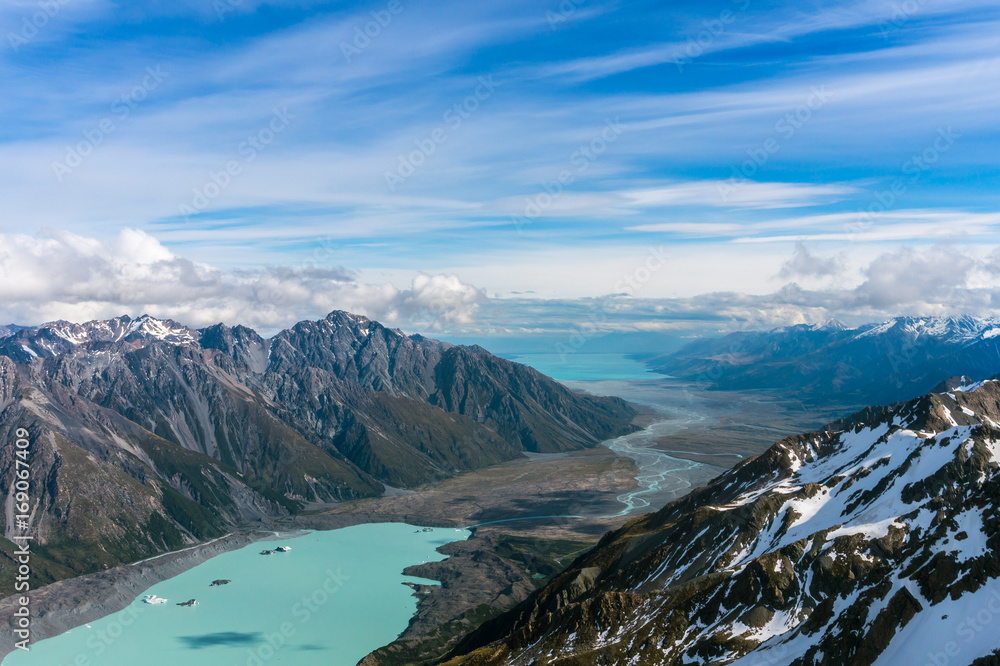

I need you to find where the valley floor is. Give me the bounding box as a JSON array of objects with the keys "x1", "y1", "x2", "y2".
[{"x1": 643, "y1": 381, "x2": 852, "y2": 467}]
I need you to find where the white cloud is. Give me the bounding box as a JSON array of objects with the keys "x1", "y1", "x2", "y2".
[
  {"x1": 625, "y1": 222, "x2": 744, "y2": 237},
  {"x1": 0, "y1": 229, "x2": 485, "y2": 333},
  {"x1": 4, "y1": 229, "x2": 1000, "y2": 340},
  {"x1": 438, "y1": 243, "x2": 1000, "y2": 337},
  {"x1": 522, "y1": 0, "x2": 1000, "y2": 84},
  {"x1": 850, "y1": 246, "x2": 977, "y2": 309},
  {"x1": 622, "y1": 210, "x2": 1000, "y2": 243},
  {"x1": 779, "y1": 242, "x2": 844, "y2": 279},
  {"x1": 733, "y1": 212, "x2": 1000, "y2": 243},
  {"x1": 624, "y1": 181, "x2": 855, "y2": 210}
]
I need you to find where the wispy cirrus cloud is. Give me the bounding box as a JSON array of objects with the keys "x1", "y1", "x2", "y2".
[
  {"x1": 519, "y1": 0, "x2": 1000, "y2": 83},
  {"x1": 624, "y1": 181, "x2": 856, "y2": 210}
]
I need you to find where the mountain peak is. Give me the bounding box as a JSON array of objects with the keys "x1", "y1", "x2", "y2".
[
  {"x1": 932, "y1": 374, "x2": 979, "y2": 393},
  {"x1": 856, "y1": 314, "x2": 1000, "y2": 342},
  {"x1": 47, "y1": 314, "x2": 198, "y2": 345},
  {"x1": 0, "y1": 314, "x2": 199, "y2": 361},
  {"x1": 818, "y1": 317, "x2": 848, "y2": 330},
  {"x1": 325, "y1": 310, "x2": 371, "y2": 324}
]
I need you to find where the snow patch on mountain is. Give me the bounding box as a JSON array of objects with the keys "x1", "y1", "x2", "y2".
[
  {"x1": 4, "y1": 315, "x2": 200, "y2": 361},
  {"x1": 696, "y1": 387, "x2": 1000, "y2": 664},
  {"x1": 871, "y1": 582, "x2": 1000, "y2": 666},
  {"x1": 853, "y1": 315, "x2": 1000, "y2": 344}
]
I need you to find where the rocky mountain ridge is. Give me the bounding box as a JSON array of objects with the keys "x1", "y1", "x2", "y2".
[
  {"x1": 649, "y1": 315, "x2": 1000, "y2": 408},
  {"x1": 0, "y1": 311, "x2": 636, "y2": 594},
  {"x1": 446, "y1": 379, "x2": 1000, "y2": 665}
]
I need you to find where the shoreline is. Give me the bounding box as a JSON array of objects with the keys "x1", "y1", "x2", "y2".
[
  {"x1": 0, "y1": 512, "x2": 462, "y2": 662},
  {"x1": 0, "y1": 530, "x2": 263, "y2": 660}
]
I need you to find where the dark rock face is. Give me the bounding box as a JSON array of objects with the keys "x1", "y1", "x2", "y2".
[
  {"x1": 446, "y1": 381, "x2": 1000, "y2": 665},
  {"x1": 0, "y1": 312, "x2": 636, "y2": 594},
  {"x1": 649, "y1": 316, "x2": 1000, "y2": 408}
]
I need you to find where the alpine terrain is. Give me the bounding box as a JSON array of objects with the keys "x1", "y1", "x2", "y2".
[
  {"x1": 446, "y1": 378, "x2": 1000, "y2": 665},
  {"x1": 0, "y1": 311, "x2": 636, "y2": 594},
  {"x1": 650, "y1": 316, "x2": 1000, "y2": 409}
]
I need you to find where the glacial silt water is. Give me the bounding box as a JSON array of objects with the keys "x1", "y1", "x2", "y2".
[{"x1": 4, "y1": 524, "x2": 468, "y2": 666}]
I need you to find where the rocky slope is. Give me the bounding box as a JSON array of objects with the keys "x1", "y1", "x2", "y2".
[
  {"x1": 446, "y1": 378, "x2": 1000, "y2": 665},
  {"x1": 0, "y1": 312, "x2": 636, "y2": 594},
  {"x1": 650, "y1": 315, "x2": 1000, "y2": 408}
]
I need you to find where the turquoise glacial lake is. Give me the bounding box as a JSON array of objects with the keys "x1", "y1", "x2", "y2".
[
  {"x1": 502, "y1": 353, "x2": 660, "y2": 382},
  {"x1": 4, "y1": 524, "x2": 469, "y2": 666}
]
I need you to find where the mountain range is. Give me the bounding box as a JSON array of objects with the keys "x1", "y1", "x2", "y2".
[
  {"x1": 8, "y1": 310, "x2": 1000, "y2": 664},
  {"x1": 648, "y1": 315, "x2": 1000, "y2": 409},
  {"x1": 0, "y1": 312, "x2": 636, "y2": 594},
  {"x1": 445, "y1": 377, "x2": 1000, "y2": 665}
]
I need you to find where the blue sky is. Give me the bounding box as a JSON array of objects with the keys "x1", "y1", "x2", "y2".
[{"x1": 0, "y1": 0, "x2": 998, "y2": 337}]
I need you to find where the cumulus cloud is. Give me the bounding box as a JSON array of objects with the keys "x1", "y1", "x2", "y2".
[
  {"x1": 465, "y1": 245, "x2": 1000, "y2": 338},
  {"x1": 4, "y1": 229, "x2": 1000, "y2": 341},
  {"x1": 779, "y1": 242, "x2": 843, "y2": 280},
  {"x1": 0, "y1": 229, "x2": 485, "y2": 333},
  {"x1": 850, "y1": 247, "x2": 977, "y2": 310}
]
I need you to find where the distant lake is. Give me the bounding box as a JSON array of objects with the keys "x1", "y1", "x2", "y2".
[
  {"x1": 5, "y1": 524, "x2": 469, "y2": 666},
  {"x1": 504, "y1": 353, "x2": 662, "y2": 382}
]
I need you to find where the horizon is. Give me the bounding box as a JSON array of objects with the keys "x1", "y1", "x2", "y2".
[{"x1": 6, "y1": 309, "x2": 1000, "y2": 349}]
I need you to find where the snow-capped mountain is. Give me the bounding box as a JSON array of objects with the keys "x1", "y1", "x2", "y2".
[
  {"x1": 0, "y1": 325, "x2": 29, "y2": 339},
  {"x1": 448, "y1": 380, "x2": 1000, "y2": 665},
  {"x1": 649, "y1": 315, "x2": 1000, "y2": 409},
  {"x1": 0, "y1": 314, "x2": 197, "y2": 361},
  {"x1": 852, "y1": 314, "x2": 1000, "y2": 344}
]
